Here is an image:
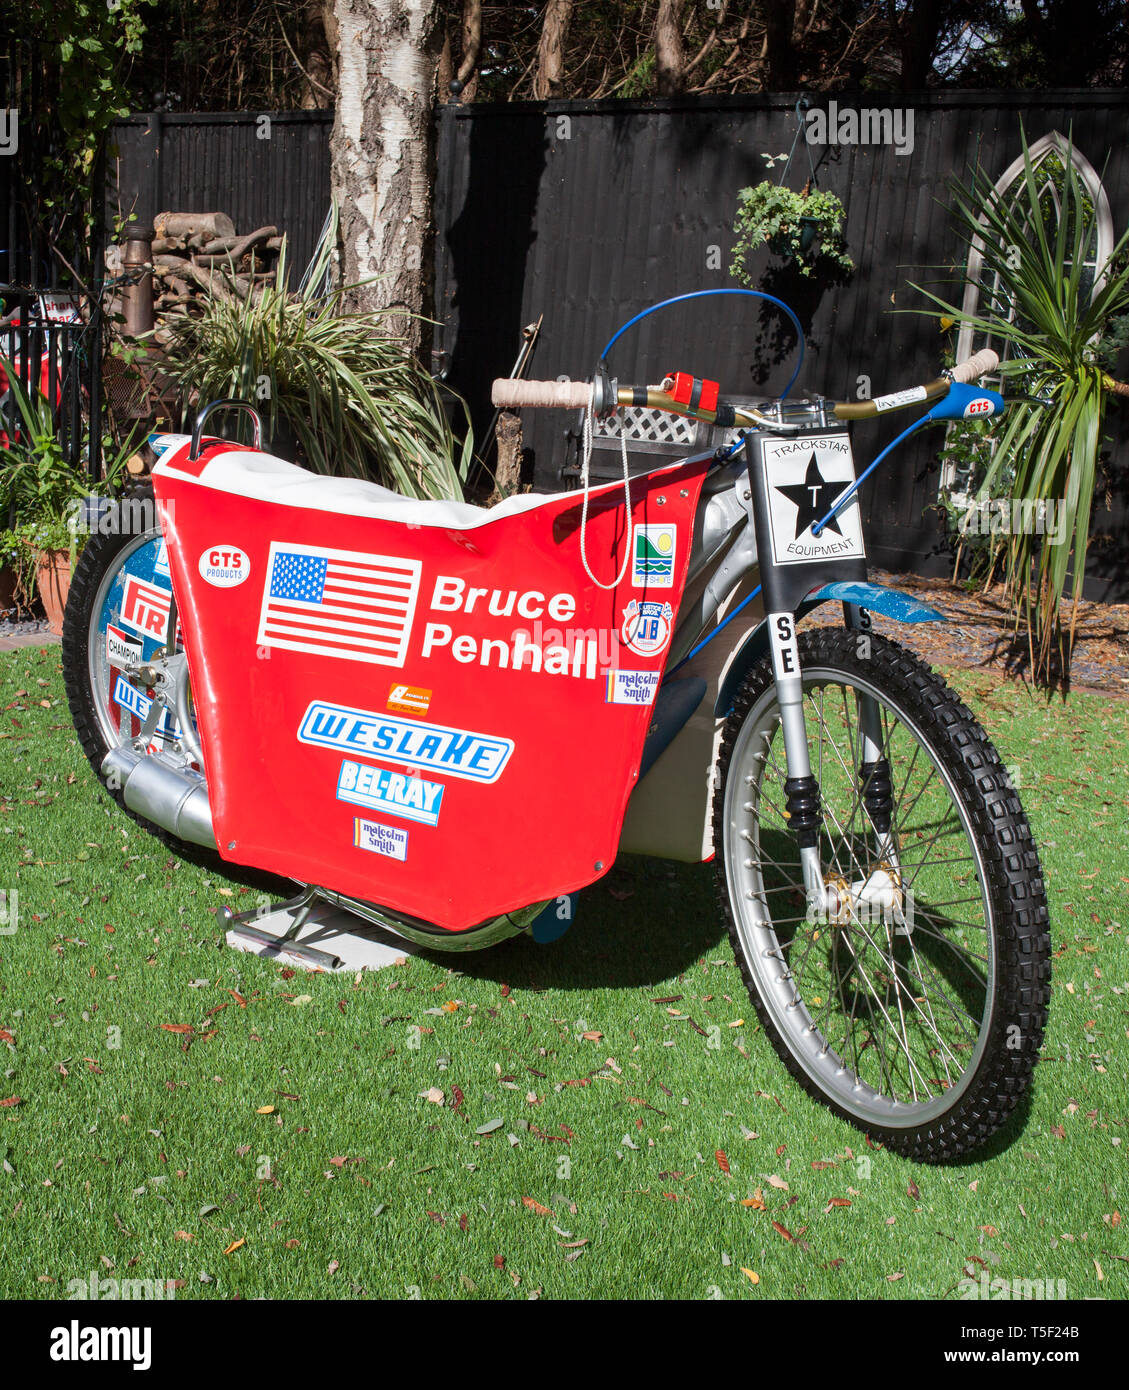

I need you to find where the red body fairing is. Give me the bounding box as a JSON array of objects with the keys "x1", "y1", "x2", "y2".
[{"x1": 152, "y1": 443, "x2": 707, "y2": 929}]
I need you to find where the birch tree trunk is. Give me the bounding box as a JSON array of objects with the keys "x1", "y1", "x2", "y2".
[{"x1": 329, "y1": 0, "x2": 442, "y2": 355}]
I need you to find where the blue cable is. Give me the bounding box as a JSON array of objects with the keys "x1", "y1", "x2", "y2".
[
  {"x1": 810, "y1": 414, "x2": 929, "y2": 537},
  {"x1": 599, "y1": 289, "x2": 805, "y2": 399}
]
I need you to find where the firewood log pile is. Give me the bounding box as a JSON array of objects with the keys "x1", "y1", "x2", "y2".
[{"x1": 146, "y1": 212, "x2": 282, "y2": 339}]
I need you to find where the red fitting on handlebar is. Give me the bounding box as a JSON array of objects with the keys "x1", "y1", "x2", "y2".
[{"x1": 666, "y1": 372, "x2": 719, "y2": 414}]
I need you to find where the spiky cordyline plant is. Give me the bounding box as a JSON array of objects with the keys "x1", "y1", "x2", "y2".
[
  {"x1": 161, "y1": 205, "x2": 472, "y2": 499},
  {"x1": 913, "y1": 134, "x2": 1129, "y2": 685}
]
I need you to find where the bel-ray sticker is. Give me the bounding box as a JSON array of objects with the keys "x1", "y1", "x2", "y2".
[{"x1": 762, "y1": 433, "x2": 865, "y2": 567}]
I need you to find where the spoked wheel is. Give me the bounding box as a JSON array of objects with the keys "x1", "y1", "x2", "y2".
[
  {"x1": 713, "y1": 627, "x2": 1050, "y2": 1162},
  {"x1": 62, "y1": 482, "x2": 210, "y2": 852}
]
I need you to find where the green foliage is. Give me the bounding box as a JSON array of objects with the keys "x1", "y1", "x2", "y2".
[
  {"x1": 1, "y1": 356, "x2": 138, "y2": 603},
  {"x1": 159, "y1": 210, "x2": 472, "y2": 500},
  {"x1": 730, "y1": 179, "x2": 853, "y2": 281},
  {"x1": 912, "y1": 132, "x2": 1129, "y2": 682},
  {"x1": 934, "y1": 420, "x2": 1016, "y2": 588},
  {"x1": 13, "y1": 1, "x2": 154, "y2": 271}
]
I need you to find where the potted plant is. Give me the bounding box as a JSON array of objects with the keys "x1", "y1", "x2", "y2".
[
  {"x1": 1, "y1": 356, "x2": 136, "y2": 632},
  {"x1": 730, "y1": 164, "x2": 853, "y2": 281}
]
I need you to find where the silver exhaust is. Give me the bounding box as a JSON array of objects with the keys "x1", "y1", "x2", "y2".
[{"x1": 100, "y1": 745, "x2": 216, "y2": 848}]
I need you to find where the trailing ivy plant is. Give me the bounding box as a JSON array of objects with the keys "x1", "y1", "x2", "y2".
[{"x1": 730, "y1": 166, "x2": 853, "y2": 281}]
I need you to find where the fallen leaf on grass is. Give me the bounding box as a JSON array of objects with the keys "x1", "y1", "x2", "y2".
[
  {"x1": 715, "y1": 1150, "x2": 730, "y2": 1174},
  {"x1": 522, "y1": 1197, "x2": 554, "y2": 1217},
  {"x1": 771, "y1": 1220, "x2": 795, "y2": 1242},
  {"x1": 741, "y1": 1190, "x2": 767, "y2": 1211},
  {"x1": 173, "y1": 1231, "x2": 194, "y2": 1241},
  {"x1": 740, "y1": 1268, "x2": 760, "y2": 1285},
  {"x1": 887, "y1": 1271, "x2": 904, "y2": 1282},
  {"x1": 823, "y1": 1198, "x2": 852, "y2": 1212},
  {"x1": 907, "y1": 1179, "x2": 921, "y2": 1201},
  {"x1": 256, "y1": 1105, "x2": 276, "y2": 1115},
  {"x1": 765, "y1": 1175, "x2": 788, "y2": 1191},
  {"x1": 223, "y1": 1239, "x2": 245, "y2": 1256},
  {"x1": 161, "y1": 1024, "x2": 194, "y2": 1035}
]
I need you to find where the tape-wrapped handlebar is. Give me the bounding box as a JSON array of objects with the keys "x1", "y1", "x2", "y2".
[
  {"x1": 491, "y1": 378, "x2": 594, "y2": 410},
  {"x1": 948, "y1": 349, "x2": 999, "y2": 384}
]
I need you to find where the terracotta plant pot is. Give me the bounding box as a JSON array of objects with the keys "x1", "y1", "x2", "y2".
[
  {"x1": 0, "y1": 563, "x2": 16, "y2": 614},
  {"x1": 36, "y1": 549, "x2": 72, "y2": 635}
]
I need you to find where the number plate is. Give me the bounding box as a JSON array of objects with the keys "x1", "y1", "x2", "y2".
[{"x1": 761, "y1": 431, "x2": 865, "y2": 568}]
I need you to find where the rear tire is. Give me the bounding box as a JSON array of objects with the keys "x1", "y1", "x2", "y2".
[
  {"x1": 712, "y1": 627, "x2": 1051, "y2": 1162},
  {"x1": 61, "y1": 482, "x2": 217, "y2": 862}
]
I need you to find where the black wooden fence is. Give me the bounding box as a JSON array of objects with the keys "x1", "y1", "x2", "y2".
[{"x1": 108, "y1": 91, "x2": 1129, "y2": 599}]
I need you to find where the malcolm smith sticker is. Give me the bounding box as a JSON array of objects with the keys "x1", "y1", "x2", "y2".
[{"x1": 763, "y1": 433, "x2": 865, "y2": 566}]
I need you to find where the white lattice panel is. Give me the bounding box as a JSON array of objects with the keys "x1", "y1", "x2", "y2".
[{"x1": 595, "y1": 406, "x2": 696, "y2": 447}]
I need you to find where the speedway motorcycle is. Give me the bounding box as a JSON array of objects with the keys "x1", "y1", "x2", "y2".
[{"x1": 62, "y1": 290, "x2": 1051, "y2": 1163}]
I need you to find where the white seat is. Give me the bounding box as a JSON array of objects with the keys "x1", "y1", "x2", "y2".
[{"x1": 158, "y1": 446, "x2": 565, "y2": 530}]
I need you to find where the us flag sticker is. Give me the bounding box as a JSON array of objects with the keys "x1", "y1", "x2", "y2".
[{"x1": 256, "y1": 542, "x2": 421, "y2": 666}]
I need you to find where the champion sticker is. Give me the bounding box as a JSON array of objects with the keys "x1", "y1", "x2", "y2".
[
  {"x1": 353, "y1": 818, "x2": 408, "y2": 861},
  {"x1": 606, "y1": 670, "x2": 661, "y2": 705},
  {"x1": 620, "y1": 600, "x2": 673, "y2": 657},
  {"x1": 632, "y1": 523, "x2": 676, "y2": 588},
  {"x1": 106, "y1": 623, "x2": 142, "y2": 672},
  {"x1": 337, "y1": 759, "x2": 444, "y2": 827},
  {"x1": 198, "y1": 544, "x2": 251, "y2": 588},
  {"x1": 762, "y1": 434, "x2": 865, "y2": 567}
]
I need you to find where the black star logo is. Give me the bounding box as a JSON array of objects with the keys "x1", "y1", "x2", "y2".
[{"x1": 775, "y1": 453, "x2": 846, "y2": 540}]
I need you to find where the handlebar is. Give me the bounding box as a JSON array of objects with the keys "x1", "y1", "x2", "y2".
[{"x1": 491, "y1": 348, "x2": 1001, "y2": 430}]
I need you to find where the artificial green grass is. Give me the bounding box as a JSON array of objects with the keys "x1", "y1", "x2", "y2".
[{"x1": 0, "y1": 646, "x2": 1125, "y2": 1300}]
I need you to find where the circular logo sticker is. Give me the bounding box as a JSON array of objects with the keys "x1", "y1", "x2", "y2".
[
  {"x1": 198, "y1": 545, "x2": 251, "y2": 588},
  {"x1": 621, "y1": 599, "x2": 673, "y2": 656}
]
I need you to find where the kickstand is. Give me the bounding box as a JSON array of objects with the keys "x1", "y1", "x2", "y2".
[{"x1": 218, "y1": 885, "x2": 344, "y2": 970}]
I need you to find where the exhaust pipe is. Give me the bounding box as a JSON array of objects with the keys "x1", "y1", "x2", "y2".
[{"x1": 101, "y1": 745, "x2": 216, "y2": 848}]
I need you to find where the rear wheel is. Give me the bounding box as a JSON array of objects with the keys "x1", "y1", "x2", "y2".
[
  {"x1": 62, "y1": 483, "x2": 208, "y2": 848},
  {"x1": 713, "y1": 627, "x2": 1050, "y2": 1162}
]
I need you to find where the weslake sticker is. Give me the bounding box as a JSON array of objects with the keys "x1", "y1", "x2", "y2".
[
  {"x1": 620, "y1": 600, "x2": 674, "y2": 657},
  {"x1": 297, "y1": 700, "x2": 513, "y2": 784},
  {"x1": 632, "y1": 523, "x2": 676, "y2": 588},
  {"x1": 336, "y1": 759, "x2": 444, "y2": 827},
  {"x1": 605, "y1": 670, "x2": 661, "y2": 705},
  {"x1": 353, "y1": 819, "x2": 408, "y2": 861}
]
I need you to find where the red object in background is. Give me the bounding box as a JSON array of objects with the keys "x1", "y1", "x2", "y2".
[{"x1": 153, "y1": 444, "x2": 707, "y2": 929}]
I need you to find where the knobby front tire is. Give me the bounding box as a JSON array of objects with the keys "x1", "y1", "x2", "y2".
[{"x1": 712, "y1": 627, "x2": 1051, "y2": 1163}]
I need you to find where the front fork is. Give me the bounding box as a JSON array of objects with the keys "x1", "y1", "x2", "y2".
[{"x1": 766, "y1": 601, "x2": 897, "y2": 916}]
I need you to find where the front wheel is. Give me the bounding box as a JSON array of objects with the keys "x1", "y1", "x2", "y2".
[{"x1": 713, "y1": 627, "x2": 1050, "y2": 1162}]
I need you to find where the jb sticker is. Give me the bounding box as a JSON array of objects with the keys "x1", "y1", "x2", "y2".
[{"x1": 621, "y1": 599, "x2": 674, "y2": 657}]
